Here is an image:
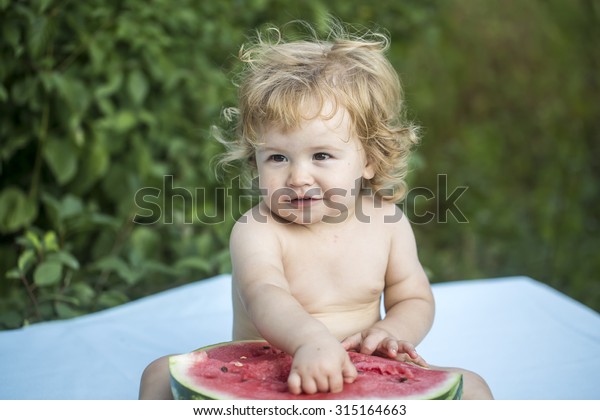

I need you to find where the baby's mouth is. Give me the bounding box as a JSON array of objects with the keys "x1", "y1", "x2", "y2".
[{"x1": 288, "y1": 196, "x2": 322, "y2": 208}]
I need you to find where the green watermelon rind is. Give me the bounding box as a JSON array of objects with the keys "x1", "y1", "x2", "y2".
[
  {"x1": 169, "y1": 340, "x2": 463, "y2": 400},
  {"x1": 170, "y1": 341, "x2": 235, "y2": 400}
]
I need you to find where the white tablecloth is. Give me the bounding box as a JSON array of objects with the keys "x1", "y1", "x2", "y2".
[{"x1": 1, "y1": 275, "x2": 598, "y2": 399}]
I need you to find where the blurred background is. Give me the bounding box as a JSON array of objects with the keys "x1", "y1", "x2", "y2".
[{"x1": 1, "y1": 0, "x2": 598, "y2": 329}]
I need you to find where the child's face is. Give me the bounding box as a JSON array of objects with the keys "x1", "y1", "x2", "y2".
[{"x1": 255, "y1": 105, "x2": 374, "y2": 225}]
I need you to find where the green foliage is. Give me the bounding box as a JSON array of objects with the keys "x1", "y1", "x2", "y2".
[
  {"x1": 395, "y1": 0, "x2": 600, "y2": 310},
  {"x1": 0, "y1": 0, "x2": 263, "y2": 328},
  {"x1": 1, "y1": 0, "x2": 598, "y2": 329}
]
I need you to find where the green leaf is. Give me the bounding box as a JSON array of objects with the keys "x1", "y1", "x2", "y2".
[
  {"x1": 51, "y1": 73, "x2": 91, "y2": 114},
  {"x1": 40, "y1": 193, "x2": 63, "y2": 233},
  {"x1": 70, "y1": 282, "x2": 95, "y2": 306},
  {"x1": 92, "y1": 256, "x2": 139, "y2": 285},
  {"x1": 9, "y1": 78, "x2": 36, "y2": 109},
  {"x1": 70, "y1": 134, "x2": 110, "y2": 193},
  {"x1": 92, "y1": 255, "x2": 128, "y2": 272},
  {"x1": 0, "y1": 310, "x2": 22, "y2": 329},
  {"x1": 37, "y1": 0, "x2": 53, "y2": 14},
  {"x1": 43, "y1": 138, "x2": 78, "y2": 185},
  {"x1": 25, "y1": 230, "x2": 43, "y2": 251},
  {"x1": 54, "y1": 302, "x2": 83, "y2": 319},
  {"x1": 58, "y1": 195, "x2": 83, "y2": 219},
  {"x1": 97, "y1": 290, "x2": 129, "y2": 308},
  {"x1": 112, "y1": 111, "x2": 137, "y2": 133},
  {"x1": 88, "y1": 213, "x2": 120, "y2": 228},
  {"x1": 46, "y1": 251, "x2": 80, "y2": 270},
  {"x1": 95, "y1": 70, "x2": 123, "y2": 99},
  {"x1": 0, "y1": 83, "x2": 8, "y2": 102},
  {"x1": 175, "y1": 256, "x2": 212, "y2": 273},
  {"x1": 0, "y1": 134, "x2": 31, "y2": 161},
  {"x1": 18, "y1": 249, "x2": 36, "y2": 273},
  {"x1": 43, "y1": 231, "x2": 60, "y2": 252},
  {"x1": 42, "y1": 293, "x2": 79, "y2": 306},
  {"x1": 33, "y1": 261, "x2": 63, "y2": 287},
  {"x1": 143, "y1": 260, "x2": 180, "y2": 276},
  {"x1": 128, "y1": 69, "x2": 149, "y2": 105},
  {"x1": 88, "y1": 40, "x2": 107, "y2": 73},
  {"x1": 0, "y1": 187, "x2": 38, "y2": 234},
  {"x1": 28, "y1": 15, "x2": 49, "y2": 59},
  {"x1": 130, "y1": 226, "x2": 161, "y2": 259}
]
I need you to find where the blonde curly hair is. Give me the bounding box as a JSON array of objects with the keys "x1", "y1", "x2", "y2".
[{"x1": 216, "y1": 20, "x2": 419, "y2": 202}]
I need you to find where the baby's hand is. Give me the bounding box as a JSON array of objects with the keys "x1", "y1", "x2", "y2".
[
  {"x1": 342, "y1": 328, "x2": 428, "y2": 368},
  {"x1": 288, "y1": 337, "x2": 357, "y2": 395}
]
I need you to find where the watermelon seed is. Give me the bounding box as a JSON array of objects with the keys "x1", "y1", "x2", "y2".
[
  {"x1": 220, "y1": 366, "x2": 228, "y2": 373},
  {"x1": 262, "y1": 346, "x2": 271, "y2": 350},
  {"x1": 399, "y1": 377, "x2": 408, "y2": 383}
]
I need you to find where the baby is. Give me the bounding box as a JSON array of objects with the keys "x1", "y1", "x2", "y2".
[{"x1": 139, "y1": 20, "x2": 493, "y2": 399}]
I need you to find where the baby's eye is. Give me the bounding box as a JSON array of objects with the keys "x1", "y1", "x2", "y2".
[
  {"x1": 313, "y1": 152, "x2": 332, "y2": 161},
  {"x1": 269, "y1": 154, "x2": 287, "y2": 162}
]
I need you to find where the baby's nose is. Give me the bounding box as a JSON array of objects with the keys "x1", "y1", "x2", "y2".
[{"x1": 287, "y1": 163, "x2": 313, "y2": 187}]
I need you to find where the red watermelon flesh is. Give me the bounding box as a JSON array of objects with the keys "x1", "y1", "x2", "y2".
[{"x1": 170, "y1": 341, "x2": 462, "y2": 400}]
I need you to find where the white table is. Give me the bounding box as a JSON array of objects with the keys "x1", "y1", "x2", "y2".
[{"x1": 1, "y1": 275, "x2": 598, "y2": 399}]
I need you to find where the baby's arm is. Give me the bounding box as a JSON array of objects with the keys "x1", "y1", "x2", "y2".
[
  {"x1": 342, "y1": 213, "x2": 434, "y2": 365},
  {"x1": 230, "y1": 216, "x2": 357, "y2": 394}
]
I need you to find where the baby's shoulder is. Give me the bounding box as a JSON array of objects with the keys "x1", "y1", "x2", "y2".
[
  {"x1": 230, "y1": 202, "x2": 288, "y2": 241},
  {"x1": 229, "y1": 204, "x2": 286, "y2": 258},
  {"x1": 357, "y1": 196, "x2": 416, "y2": 245}
]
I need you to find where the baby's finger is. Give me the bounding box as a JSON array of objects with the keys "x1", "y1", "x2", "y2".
[
  {"x1": 397, "y1": 341, "x2": 419, "y2": 358},
  {"x1": 314, "y1": 373, "x2": 331, "y2": 394},
  {"x1": 359, "y1": 330, "x2": 387, "y2": 354},
  {"x1": 328, "y1": 371, "x2": 344, "y2": 394},
  {"x1": 380, "y1": 337, "x2": 399, "y2": 358},
  {"x1": 408, "y1": 353, "x2": 428, "y2": 368},
  {"x1": 412, "y1": 356, "x2": 429, "y2": 368},
  {"x1": 342, "y1": 355, "x2": 358, "y2": 384},
  {"x1": 287, "y1": 371, "x2": 302, "y2": 395},
  {"x1": 341, "y1": 333, "x2": 362, "y2": 351},
  {"x1": 301, "y1": 376, "x2": 319, "y2": 395},
  {"x1": 396, "y1": 342, "x2": 428, "y2": 367}
]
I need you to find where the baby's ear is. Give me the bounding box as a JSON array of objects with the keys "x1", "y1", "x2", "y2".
[{"x1": 362, "y1": 160, "x2": 375, "y2": 180}]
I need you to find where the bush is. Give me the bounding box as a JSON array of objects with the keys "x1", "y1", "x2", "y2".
[
  {"x1": 0, "y1": 0, "x2": 258, "y2": 327},
  {"x1": 1, "y1": 0, "x2": 598, "y2": 329}
]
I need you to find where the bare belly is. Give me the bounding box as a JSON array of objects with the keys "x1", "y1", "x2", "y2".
[
  {"x1": 313, "y1": 306, "x2": 382, "y2": 340},
  {"x1": 232, "y1": 301, "x2": 381, "y2": 342}
]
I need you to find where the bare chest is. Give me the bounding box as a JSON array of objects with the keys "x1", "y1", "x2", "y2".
[{"x1": 280, "y1": 228, "x2": 389, "y2": 313}]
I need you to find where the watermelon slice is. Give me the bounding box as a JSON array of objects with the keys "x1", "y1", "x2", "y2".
[{"x1": 169, "y1": 341, "x2": 462, "y2": 400}]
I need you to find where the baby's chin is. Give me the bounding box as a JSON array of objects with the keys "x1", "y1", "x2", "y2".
[{"x1": 270, "y1": 206, "x2": 350, "y2": 226}]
